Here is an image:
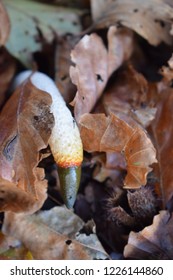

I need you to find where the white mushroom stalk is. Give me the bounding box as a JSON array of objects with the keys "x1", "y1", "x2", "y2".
[{"x1": 14, "y1": 71, "x2": 83, "y2": 208}]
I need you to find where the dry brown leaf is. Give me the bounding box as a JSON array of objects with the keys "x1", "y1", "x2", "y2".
[
  {"x1": 70, "y1": 26, "x2": 133, "y2": 121},
  {"x1": 97, "y1": 65, "x2": 157, "y2": 128},
  {"x1": 0, "y1": 79, "x2": 54, "y2": 212},
  {"x1": 55, "y1": 36, "x2": 78, "y2": 104},
  {"x1": 0, "y1": 2, "x2": 10, "y2": 45},
  {"x1": 2, "y1": 207, "x2": 109, "y2": 260},
  {"x1": 0, "y1": 48, "x2": 16, "y2": 109},
  {"x1": 151, "y1": 87, "x2": 173, "y2": 205},
  {"x1": 91, "y1": 0, "x2": 173, "y2": 46},
  {"x1": 0, "y1": 174, "x2": 47, "y2": 214},
  {"x1": 124, "y1": 211, "x2": 173, "y2": 259},
  {"x1": 104, "y1": 65, "x2": 148, "y2": 106},
  {"x1": 79, "y1": 113, "x2": 157, "y2": 188}
]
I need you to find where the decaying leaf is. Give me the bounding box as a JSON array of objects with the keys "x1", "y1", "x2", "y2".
[
  {"x1": 0, "y1": 2, "x2": 10, "y2": 45},
  {"x1": 0, "y1": 79, "x2": 54, "y2": 213},
  {"x1": 70, "y1": 26, "x2": 133, "y2": 121},
  {"x1": 2, "y1": 207, "x2": 109, "y2": 260},
  {"x1": 124, "y1": 211, "x2": 173, "y2": 259},
  {"x1": 4, "y1": 0, "x2": 82, "y2": 66},
  {"x1": 79, "y1": 113, "x2": 157, "y2": 188},
  {"x1": 91, "y1": 0, "x2": 173, "y2": 46}
]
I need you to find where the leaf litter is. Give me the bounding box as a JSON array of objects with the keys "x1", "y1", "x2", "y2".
[{"x1": 1, "y1": 0, "x2": 173, "y2": 260}]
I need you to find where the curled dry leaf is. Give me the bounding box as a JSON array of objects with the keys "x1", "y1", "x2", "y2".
[
  {"x1": 79, "y1": 113, "x2": 157, "y2": 188},
  {"x1": 91, "y1": 0, "x2": 173, "y2": 46},
  {"x1": 124, "y1": 211, "x2": 173, "y2": 259},
  {"x1": 0, "y1": 2, "x2": 10, "y2": 45},
  {"x1": 2, "y1": 207, "x2": 109, "y2": 260},
  {"x1": 0, "y1": 80, "x2": 54, "y2": 213},
  {"x1": 70, "y1": 26, "x2": 133, "y2": 121}
]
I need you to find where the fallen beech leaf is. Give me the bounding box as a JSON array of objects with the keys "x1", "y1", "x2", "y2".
[
  {"x1": 0, "y1": 175, "x2": 47, "y2": 214},
  {"x1": 4, "y1": 0, "x2": 82, "y2": 66},
  {"x1": 132, "y1": 108, "x2": 157, "y2": 128},
  {"x1": 0, "y1": 2, "x2": 10, "y2": 45},
  {"x1": 124, "y1": 211, "x2": 173, "y2": 259},
  {"x1": 70, "y1": 26, "x2": 133, "y2": 121},
  {"x1": 0, "y1": 79, "x2": 54, "y2": 209},
  {"x1": 2, "y1": 207, "x2": 109, "y2": 260},
  {"x1": 91, "y1": 0, "x2": 173, "y2": 46},
  {"x1": 151, "y1": 88, "x2": 173, "y2": 204},
  {"x1": 55, "y1": 36, "x2": 78, "y2": 104},
  {"x1": 98, "y1": 65, "x2": 157, "y2": 128},
  {"x1": 79, "y1": 113, "x2": 157, "y2": 188},
  {"x1": 37, "y1": 206, "x2": 84, "y2": 238}
]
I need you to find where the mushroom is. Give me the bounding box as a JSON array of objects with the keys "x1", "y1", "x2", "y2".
[{"x1": 13, "y1": 71, "x2": 83, "y2": 208}]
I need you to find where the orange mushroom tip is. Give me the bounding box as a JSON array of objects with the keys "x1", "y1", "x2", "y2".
[
  {"x1": 58, "y1": 165, "x2": 82, "y2": 209},
  {"x1": 57, "y1": 161, "x2": 82, "y2": 168}
]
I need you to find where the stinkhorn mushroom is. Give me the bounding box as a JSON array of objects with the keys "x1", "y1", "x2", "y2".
[{"x1": 13, "y1": 71, "x2": 83, "y2": 208}]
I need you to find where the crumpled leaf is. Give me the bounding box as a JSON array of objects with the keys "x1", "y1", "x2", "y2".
[
  {"x1": 2, "y1": 207, "x2": 109, "y2": 260},
  {"x1": 70, "y1": 26, "x2": 133, "y2": 121},
  {"x1": 124, "y1": 211, "x2": 173, "y2": 259},
  {"x1": 0, "y1": 79, "x2": 54, "y2": 213},
  {"x1": 4, "y1": 0, "x2": 82, "y2": 66},
  {"x1": 91, "y1": 0, "x2": 173, "y2": 46},
  {"x1": 0, "y1": 2, "x2": 10, "y2": 45},
  {"x1": 79, "y1": 113, "x2": 157, "y2": 188}
]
